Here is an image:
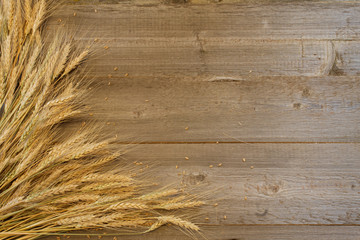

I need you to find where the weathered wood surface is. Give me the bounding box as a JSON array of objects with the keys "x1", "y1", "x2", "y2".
[
  {"x1": 121, "y1": 143, "x2": 360, "y2": 225},
  {"x1": 53, "y1": 2, "x2": 360, "y2": 77},
  {"x1": 54, "y1": 226, "x2": 360, "y2": 240},
  {"x1": 45, "y1": 1, "x2": 360, "y2": 239},
  {"x1": 68, "y1": 76, "x2": 360, "y2": 143}
]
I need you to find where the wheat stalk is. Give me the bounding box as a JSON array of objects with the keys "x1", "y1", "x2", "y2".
[{"x1": 0, "y1": 1, "x2": 204, "y2": 239}]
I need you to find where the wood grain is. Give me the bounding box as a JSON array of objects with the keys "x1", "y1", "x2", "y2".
[
  {"x1": 45, "y1": 225, "x2": 360, "y2": 240},
  {"x1": 119, "y1": 143, "x2": 360, "y2": 225},
  {"x1": 44, "y1": 1, "x2": 360, "y2": 239},
  {"x1": 65, "y1": 76, "x2": 360, "y2": 143},
  {"x1": 50, "y1": 2, "x2": 360, "y2": 77}
]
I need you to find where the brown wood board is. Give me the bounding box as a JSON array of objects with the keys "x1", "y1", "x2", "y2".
[{"x1": 41, "y1": 1, "x2": 360, "y2": 239}]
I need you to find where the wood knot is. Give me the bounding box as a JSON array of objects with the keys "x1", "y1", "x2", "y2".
[
  {"x1": 302, "y1": 87, "x2": 311, "y2": 98},
  {"x1": 183, "y1": 172, "x2": 207, "y2": 185},
  {"x1": 293, "y1": 103, "x2": 301, "y2": 109},
  {"x1": 257, "y1": 181, "x2": 283, "y2": 196}
]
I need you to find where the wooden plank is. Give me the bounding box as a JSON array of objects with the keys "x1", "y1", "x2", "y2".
[
  {"x1": 117, "y1": 143, "x2": 360, "y2": 225},
  {"x1": 80, "y1": 39, "x2": 330, "y2": 77},
  {"x1": 42, "y1": 225, "x2": 360, "y2": 240},
  {"x1": 58, "y1": 2, "x2": 360, "y2": 41},
  {"x1": 46, "y1": 3, "x2": 360, "y2": 77},
  {"x1": 67, "y1": 76, "x2": 360, "y2": 142}
]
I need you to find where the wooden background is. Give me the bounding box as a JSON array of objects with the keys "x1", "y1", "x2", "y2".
[{"x1": 49, "y1": 0, "x2": 360, "y2": 239}]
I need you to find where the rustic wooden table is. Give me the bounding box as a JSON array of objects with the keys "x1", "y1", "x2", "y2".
[{"x1": 48, "y1": 0, "x2": 360, "y2": 239}]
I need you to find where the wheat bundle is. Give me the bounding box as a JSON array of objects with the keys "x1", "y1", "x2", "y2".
[{"x1": 0, "y1": 1, "x2": 203, "y2": 239}]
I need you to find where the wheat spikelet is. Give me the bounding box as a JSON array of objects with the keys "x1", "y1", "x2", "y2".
[
  {"x1": 69, "y1": 141, "x2": 109, "y2": 160},
  {"x1": 53, "y1": 43, "x2": 71, "y2": 78},
  {"x1": 155, "y1": 201, "x2": 205, "y2": 210},
  {"x1": 36, "y1": 205, "x2": 59, "y2": 212},
  {"x1": 24, "y1": 0, "x2": 32, "y2": 22},
  {"x1": 106, "y1": 202, "x2": 148, "y2": 211},
  {"x1": 161, "y1": 195, "x2": 187, "y2": 204},
  {"x1": 45, "y1": 94, "x2": 76, "y2": 107},
  {"x1": 96, "y1": 195, "x2": 130, "y2": 204},
  {"x1": 147, "y1": 220, "x2": 165, "y2": 232},
  {"x1": 92, "y1": 152, "x2": 121, "y2": 166},
  {"x1": 54, "y1": 194, "x2": 100, "y2": 204},
  {"x1": 81, "y1": 173, "x2": 132, "y2": 183},
  {"x1": 1, "y1": 34, "x2": 11, "y2": 77},
  {"x1": 89, "y1": 213, "x2": 124, "y2": 226},
  {"x1": 0, "y1": 197, "x2": 24, "y2": 214},
  {"x1": 32, "y1": 0, "x2": 45, "y2": 33},
  {"x1": 61, "y1": 50, "x2": 89, "y2": 78},
  {"x1": 82, "y1": 182, "x2": 132, "y2": 191},
  {"x1": 156, "y1": 216, "x2": 200, "y2": 232},
  {"x1": 107, "y1": 220, "x2": 148, "y2": 228},
  {"x1": 26, "y1": 184, "x2": 78, "y2": 202},
  {"x1": 137, "y1": 188, "x2": 178, "y2": 201},
  {"x1": 56, "y1": 214, "x2": 95, "y2": 227}
]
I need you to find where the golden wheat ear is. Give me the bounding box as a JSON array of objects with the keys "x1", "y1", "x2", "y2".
[{"x1": 0, "y1": 0, "x2": 205, "y2": 239}]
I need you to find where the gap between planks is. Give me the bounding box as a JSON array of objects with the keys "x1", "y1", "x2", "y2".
[{"x1": 112, "y1": 141, "x2": 360, "y2": 144}]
